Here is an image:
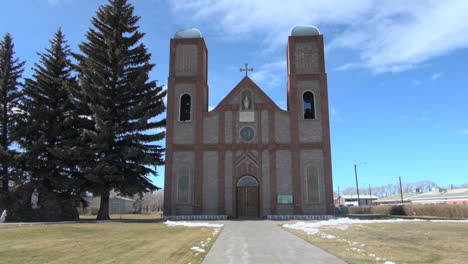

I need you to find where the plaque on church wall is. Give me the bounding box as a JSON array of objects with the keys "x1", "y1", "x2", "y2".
[
  {"x1": 239, "y1": 111, "x2": 255, "y2": 122},
  {"x1": 277, "y1": 194, "x2": 293, "y2": 204}
]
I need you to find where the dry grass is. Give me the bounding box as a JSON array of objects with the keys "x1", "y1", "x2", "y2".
[
  {"x1": 0, "y1": 222, "x2": 221, "y2": 264},
  {"x1": 287, "y1": 222, "x2": 468, "y2": 264},
  {"x1": 79, "y1": 214, "x2": 162, "y2": 220}
]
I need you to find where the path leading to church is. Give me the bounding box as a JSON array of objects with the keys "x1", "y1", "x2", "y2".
[{"x1": 202, "y1": 220, "x2": 346, "y2": 264}]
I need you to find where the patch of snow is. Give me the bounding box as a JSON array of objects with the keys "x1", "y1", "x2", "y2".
[
  {"x1": 369, "y1": 254, "x2": 376, "y2": 257},
  {"x1": 212, "y1": 228, "x2": 221, "y2": 236},
  {"x1": 350, "y1": 247, "x2": 365, "y2": 252},
  {"x1": 283, "y1": 217, "x2": 468, "y2": 235},
  {"x1": 430, "y1": 220, "x2": 468, "y2": 223},
  {"x1": 321, "y1": 234, "x2": 336, "y2": 239},
  {"x1": 376, "y1": 257, "x2": 382, "y2": 261},
  {"x1": 384, "y1": 261, "x2": 396, "y2": 264},
  {"x1": 165, "y1": 221, "x2": 223, "y2": 228},
  {"x1": 191, "y1": 247, "x2": 205, "y2": 253}
]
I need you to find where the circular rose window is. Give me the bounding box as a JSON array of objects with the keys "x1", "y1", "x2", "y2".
[{"x1": 240, "y1": 126, "x2": 255, "y2": 142}]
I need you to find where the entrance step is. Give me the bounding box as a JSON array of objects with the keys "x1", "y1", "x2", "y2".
[
  {"x1": 267, "y1": 215, "x2": 334, "y2": 220},
  {"x1": 163, "y1": 215, "x2": 227, "y2": 221}
]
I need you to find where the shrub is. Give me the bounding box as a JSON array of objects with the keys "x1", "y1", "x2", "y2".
[
  {"x1": 371, "y1": 205, "x2": 392, "y2": 215},
  {"x1": 348, "y1": 206, "x2": 372, "y2": 214},
  {"x1": 389, "y1": 205, "x2": 405, "y2": 215},
  {"x1": 404, "y1": 204, "x2": 468, "y2": 218},
  {"x1": 346, "y1": 204, "x2": 468, "y2": 218}
]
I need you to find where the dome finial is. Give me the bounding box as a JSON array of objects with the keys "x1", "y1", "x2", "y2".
[
  {"x1": 291, "y1": 26, "x2": 320, "y2": 36},
  {"x1": 174, "y1": 28, "x2": 203, "y2": 39}
]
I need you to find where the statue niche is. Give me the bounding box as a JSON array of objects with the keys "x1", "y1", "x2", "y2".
[{"x1": 239, "y1": 90, "x2": 254, "y2": 122}]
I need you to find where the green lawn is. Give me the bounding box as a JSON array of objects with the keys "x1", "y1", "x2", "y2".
[
  {"x1": 285, "y1": 221, "x2": 468, "y2": 264},
  {"x1": 0, "y1": 222, "x2": 221, "y2": 264}
]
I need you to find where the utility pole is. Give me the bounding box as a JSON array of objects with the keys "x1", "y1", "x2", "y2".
[
  {"x1": 399, "y1": 176, "x2": 404, "y2": 204},
  {"x1": 354, "y1": 164, "x2": 360, "y2": 206},
  {"x1": 338, "y1": 185, "x2": 340, "y2": 196},
  {"x1": 369, "y1": 184, "x2": 372, "y2": 197}
]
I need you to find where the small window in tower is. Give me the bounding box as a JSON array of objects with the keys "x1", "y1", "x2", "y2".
[
  {"x1": 180, "y1": 94, "x2": 191, "y2": 121},
  {"x1": 303, "y1": 91, "x2": 315, "y2": 119}
]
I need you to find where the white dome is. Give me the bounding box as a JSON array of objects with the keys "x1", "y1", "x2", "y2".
[
  {"x1": 291, "y1": 26, "x2": 321, "y2": 36},
  {"x1": 174, "y1": 28, "x2": 203, "y2": 39}
]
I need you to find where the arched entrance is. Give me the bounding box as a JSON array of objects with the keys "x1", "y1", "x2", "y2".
[{"x1": 236, "y1": 176, "x2": 259, "y2": 218}]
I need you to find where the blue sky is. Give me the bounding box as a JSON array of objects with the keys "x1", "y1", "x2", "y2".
[{"x1": 1, "y1": 0, "x2": 467, "y2": 192}]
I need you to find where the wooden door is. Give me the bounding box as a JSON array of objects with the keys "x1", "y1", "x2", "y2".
[{"x1": 237, "y1": 186, "x2": 259, "y2": 218}]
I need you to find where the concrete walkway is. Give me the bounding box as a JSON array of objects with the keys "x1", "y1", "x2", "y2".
[{"x1": 203, "y1": 220, "x2": 346, "y2": 264}]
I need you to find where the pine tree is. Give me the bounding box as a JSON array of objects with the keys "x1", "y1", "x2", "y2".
[
  {"x1": 74, "y1": 0, "x2": 166, "y2": 220},
  {"x1": 0, "y1": 33, "x2": 25, "y2": 207},
  {"x1": 18, "y1": 29, "x2": 88, "y2": 203}
]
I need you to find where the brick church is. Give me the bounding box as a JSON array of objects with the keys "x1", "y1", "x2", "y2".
[{"x1": 163, "y1": 26, "x2": 334, "y2": 218}]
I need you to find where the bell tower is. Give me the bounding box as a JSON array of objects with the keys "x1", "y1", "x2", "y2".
[
  {"x1": 164, "y1": 29, "x2": 209, "y2": 215},
  {"x1": 286, "y1": 26, "x2": 334, "y2": 215}
]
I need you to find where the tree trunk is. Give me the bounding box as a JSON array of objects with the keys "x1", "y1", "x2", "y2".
[
  {"x1": 0, "y1": 166, "x2": 8, "y2": 210},
  {"x1": 96, "y1": 190, "x2": 110, "y2": 220}
]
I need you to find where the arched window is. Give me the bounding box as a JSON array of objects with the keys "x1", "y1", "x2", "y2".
[
  {"x1": 303, "y1": 91, "x2": 315, "y2": 119},
  {"x1": 237, "y1": 176, "x2": 258, "y2": 187},
  {"x1": 177, "y1": 167, "x2": 190, "y2": 203},
  {"x1": 306, "y1": 167, "x2": 319, "y2": 203},
  {"x1": 180, "y1": 94, "x2": 191, "y2": 121}
]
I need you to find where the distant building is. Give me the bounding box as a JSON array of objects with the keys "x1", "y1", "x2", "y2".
[
  {"x1": 334, "y1": 195, "x2": 378, "y2": 206},
  {"x1": 109, "y1": 197, "x2": 135, "y2": 214},
  {"x1": 409, "y1": 188, "x2": 468, "y2": 205},
  {"x1": 374, "y1": 194, "x2": 415, "y2": 205}
]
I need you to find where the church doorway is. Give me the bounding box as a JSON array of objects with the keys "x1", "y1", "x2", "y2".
[{"x1": 236, "y1": 176, "x2": 259, "y2": 218}]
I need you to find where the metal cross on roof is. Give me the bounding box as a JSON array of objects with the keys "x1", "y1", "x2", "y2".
[{"x1": 240, "y1": 63, "x2": 254, "y2": 77}]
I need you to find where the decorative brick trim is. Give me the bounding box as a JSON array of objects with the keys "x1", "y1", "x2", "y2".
[
  {"x1": 320, "y1": 75, "x2": 334, "y2": 215},
  {"x1": 257, "y1": 110, "x2": 264, "y2": 217},
  {"x1": 268, "y1": 109, "x2": 277, "y2": 214},
  {"x1": 218, "y1": 112, "x2": 226, "y2": 215},
  {"x1": 172, "y1": 142, "x2": 322, "y2": 151}
]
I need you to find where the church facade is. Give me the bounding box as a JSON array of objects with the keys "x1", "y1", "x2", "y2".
[{"x1": 163, "y1": 26, "x2": 334, "y2": 218}]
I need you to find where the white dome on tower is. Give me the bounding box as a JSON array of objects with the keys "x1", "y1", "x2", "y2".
[
  {"x1": 174, "y1": 28, "x2": 203, "y2": 39},
  {"x1": 291, "y1": 26, "x2": 321, "y2": 36}
]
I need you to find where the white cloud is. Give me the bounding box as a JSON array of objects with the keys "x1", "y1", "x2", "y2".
[
  {"x1": 330, "y1": 106, "x2": 344, "y2": 122},
  {"x1": 208, "y1": 105, "x2": 215, "y2": 111},
  {"x1": 169, "y1": 0, "x2": 468, "y2": 73},
  {"x1": 458, "y1": 129, "x2": 468, "y2": 135},
  {"x1": 431, "y1": 72, "x2": 443, "y2": 80},
  {"x1": 249, "y1": 59, "x2": 286, "y2": 89}
]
